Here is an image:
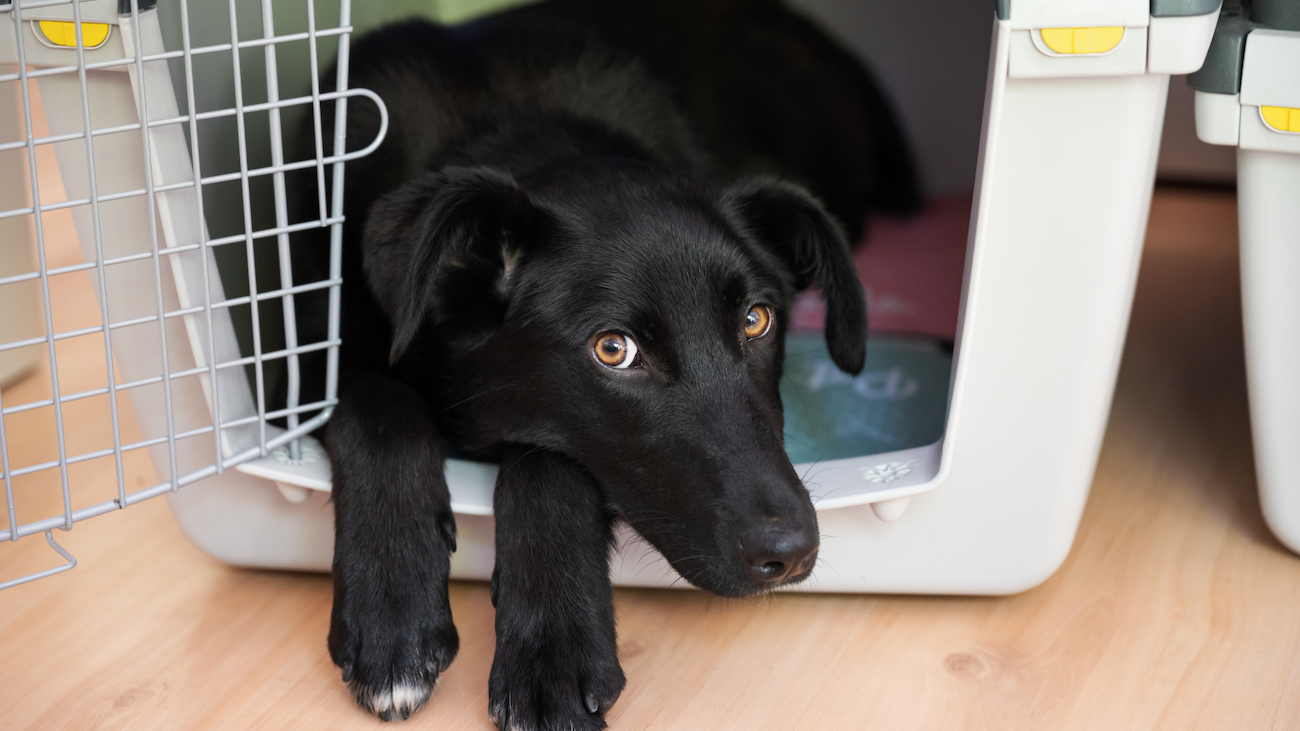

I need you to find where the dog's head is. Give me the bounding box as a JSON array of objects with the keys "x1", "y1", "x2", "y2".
[{"x1": 363, "y1": 162, "x2": 866, "y2": 596}]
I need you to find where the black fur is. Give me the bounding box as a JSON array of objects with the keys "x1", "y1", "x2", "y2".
[
  {"x1": 518, "y1": 0, "x2": 922, "y2": 240},
  {"x1": 286, "y1": 6, "x2": 907, "y2": 728},
  {"x1": 325, "y1": 372, "x2": 459, "y2": 721},
  {"x1": 489, "y1": 445, "x2": 625, "y2": 730}
]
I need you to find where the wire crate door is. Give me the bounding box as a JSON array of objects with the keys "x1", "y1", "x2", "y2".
[
  {"x1": 32, "y1": 9, "x2": 265, "y2": 493},
  {"x1": 0, "y1": 0, "x2": 388, "y2": 570}
]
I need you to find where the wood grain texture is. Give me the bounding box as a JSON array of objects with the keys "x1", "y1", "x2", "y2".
[{"x1": 3, "y1": 169, "x2": 1298, "y2": 729}]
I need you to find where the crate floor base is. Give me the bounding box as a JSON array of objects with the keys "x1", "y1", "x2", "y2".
[{"x1": 165, "y1": 332, "x2": 955, "y2": 587}]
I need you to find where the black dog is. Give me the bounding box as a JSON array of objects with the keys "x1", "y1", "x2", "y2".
[{"x1": 288, "y1": 2, "x2": 914, "y2": 727}]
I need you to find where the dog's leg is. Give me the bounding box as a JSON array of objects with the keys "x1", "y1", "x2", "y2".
[
  {"x1": 326, "y1": 371, "x2": 459, "y2": 721},
  {"x1": 489, "y1": 445, "x2": 626, "y2": 731}
]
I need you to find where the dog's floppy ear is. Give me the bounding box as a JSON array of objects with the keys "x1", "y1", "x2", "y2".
[
  {"x1": 724, "y1": 177, "x2": 867, "y2": 375},
  {"x1": 363, "y1": 166, "x2": 547, "y2": 364}
]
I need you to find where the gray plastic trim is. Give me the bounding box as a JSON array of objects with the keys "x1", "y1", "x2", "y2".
[
  {"x1": 998, "y1": 0, "x2": 1010, "y2": 21},
  {"x1": 1152, "y1": 0, "x2": 1224, "y2": 17},
  {"x1": 1187, "y1": 10, "x2": 1256, "y2": 94},
  {"x1": 1252, "y1": 0, "x2": 1300, "y2": 31},
  {"x1": 118, "y1": 0, "x2": 157, "y2": 13}
]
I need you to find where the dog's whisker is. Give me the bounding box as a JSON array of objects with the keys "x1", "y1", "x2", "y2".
[
  {"x1": 798, "y1": 459, "x2": 825, "y2": 484},
  {"x1": 438, "y1": 382, "x2": 516, "y2": 413},
  {"x1": 494, "y1": 445, "x2": 547, "y2": 483}
]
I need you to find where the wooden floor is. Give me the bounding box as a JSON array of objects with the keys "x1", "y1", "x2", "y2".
[{"x1": 4, "y1": 184, "x2": 1299, "y2": 730}]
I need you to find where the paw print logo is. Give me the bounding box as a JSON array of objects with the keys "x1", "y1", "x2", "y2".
[
  {"x1": 860, "y1": 460, "x2": 919, "y2": 484},
  {"x1": 272, "y1": 440, "x2": 323, "y2": 467}
]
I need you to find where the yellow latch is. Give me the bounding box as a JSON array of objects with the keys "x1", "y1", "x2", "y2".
[
  {"x1": 1040, "y1": 27, "x2": 1125, "y2": 54},
  {"x1": 37, "y1": 20, "x2": 111, "y2": 49},
  {"x1": 1261, "y1": 106, "x2": 1300, "y2": 133}
]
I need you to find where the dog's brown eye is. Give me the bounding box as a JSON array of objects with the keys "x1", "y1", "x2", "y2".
[
  {"x1": 744, "y1": 306, "x2": 772, "y2": 340},
  {"x1": 593, "y1": 332, "x2": 639, "y2": 369}
]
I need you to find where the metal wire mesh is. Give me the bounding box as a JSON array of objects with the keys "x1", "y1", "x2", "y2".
[{"x1": 0, "y1": 0, "x2": 384, "y2": 588}]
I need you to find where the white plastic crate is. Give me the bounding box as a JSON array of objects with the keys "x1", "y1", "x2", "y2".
[
  {"x1": 0, "y1": 0, "x2": 1223, "y2": 594},
  {"x1": 1190, "y1": 3, "x2": 1300, "y2": 554}
]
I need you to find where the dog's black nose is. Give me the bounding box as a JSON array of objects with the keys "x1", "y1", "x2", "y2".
[{"x1": 738, "y1": 521, "x2": 818, "y2": 583}]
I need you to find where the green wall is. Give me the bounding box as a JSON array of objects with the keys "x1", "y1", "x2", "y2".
[{"x1": 353, "y1": 0, "x2": 537, "y2": 31}]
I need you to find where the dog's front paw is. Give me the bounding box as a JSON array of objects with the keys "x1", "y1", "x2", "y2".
[
  {"x1": 328, "y1": 571, "x2": 459, "y2": 721},
  {"x1": 487, "y1": 629, "x2": 625, "y2": 731},
  {"x1": 329, "y1": 606, "x2": 459, "y2": 721}
]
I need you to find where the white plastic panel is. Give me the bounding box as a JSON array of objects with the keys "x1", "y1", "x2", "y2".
[
  {"x1": 1007, "y1": 0, "x2": 1151, "y2": 30},
  {"x1": 1147, "y1": 10, "x2": 1221, "y2": 75},
  {"x1": 0, "y1": 85, "x2": 42, "y2": 388},
  {"x1": 19, "y1": 0, "x2": 118, "y2": 24},
  {"x1": 1195, "y1": 90, "x2": 1242, "y2": 146},
  {"x1": 0, "y1": 2, "x2": 124, "y2": 68},
  {"x1": 1238, "y1": 30, "x2": 1300, "y2": 153},
  {"x1": 1010, "y1": 27, "x2": 1149, "y2": 78},
  {"x1": 1238, "y1": 149, "x2": 1300, "y2": 555},
  {"x1": 1240, "y1": 29, "x2": 1300, "y2": 109},
  {"x1": 1240, "y1": 105, "x2": 1300, "y2": 153},
  {"x1": 1235, "y1": 29, "x2": 1300, "y2": 554}
]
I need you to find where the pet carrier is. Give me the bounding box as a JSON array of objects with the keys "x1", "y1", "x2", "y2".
[
  {"x1": 1190, "y1": 0, "x2": 1300, "y2": 554},
  {"x1": 0, "y1": 0, "x2": 1222, "y2": 593}
]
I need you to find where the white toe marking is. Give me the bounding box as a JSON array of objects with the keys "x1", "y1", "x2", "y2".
[
  {"x1": 369, "y1": 688, "x2": 392, "y2": 713},
  {"x1": 361, "y1": 679, "x2": 430, "y2": 716},
  {"x1": 390, "y1": 681, "x2": 428, "y2": 711}
]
